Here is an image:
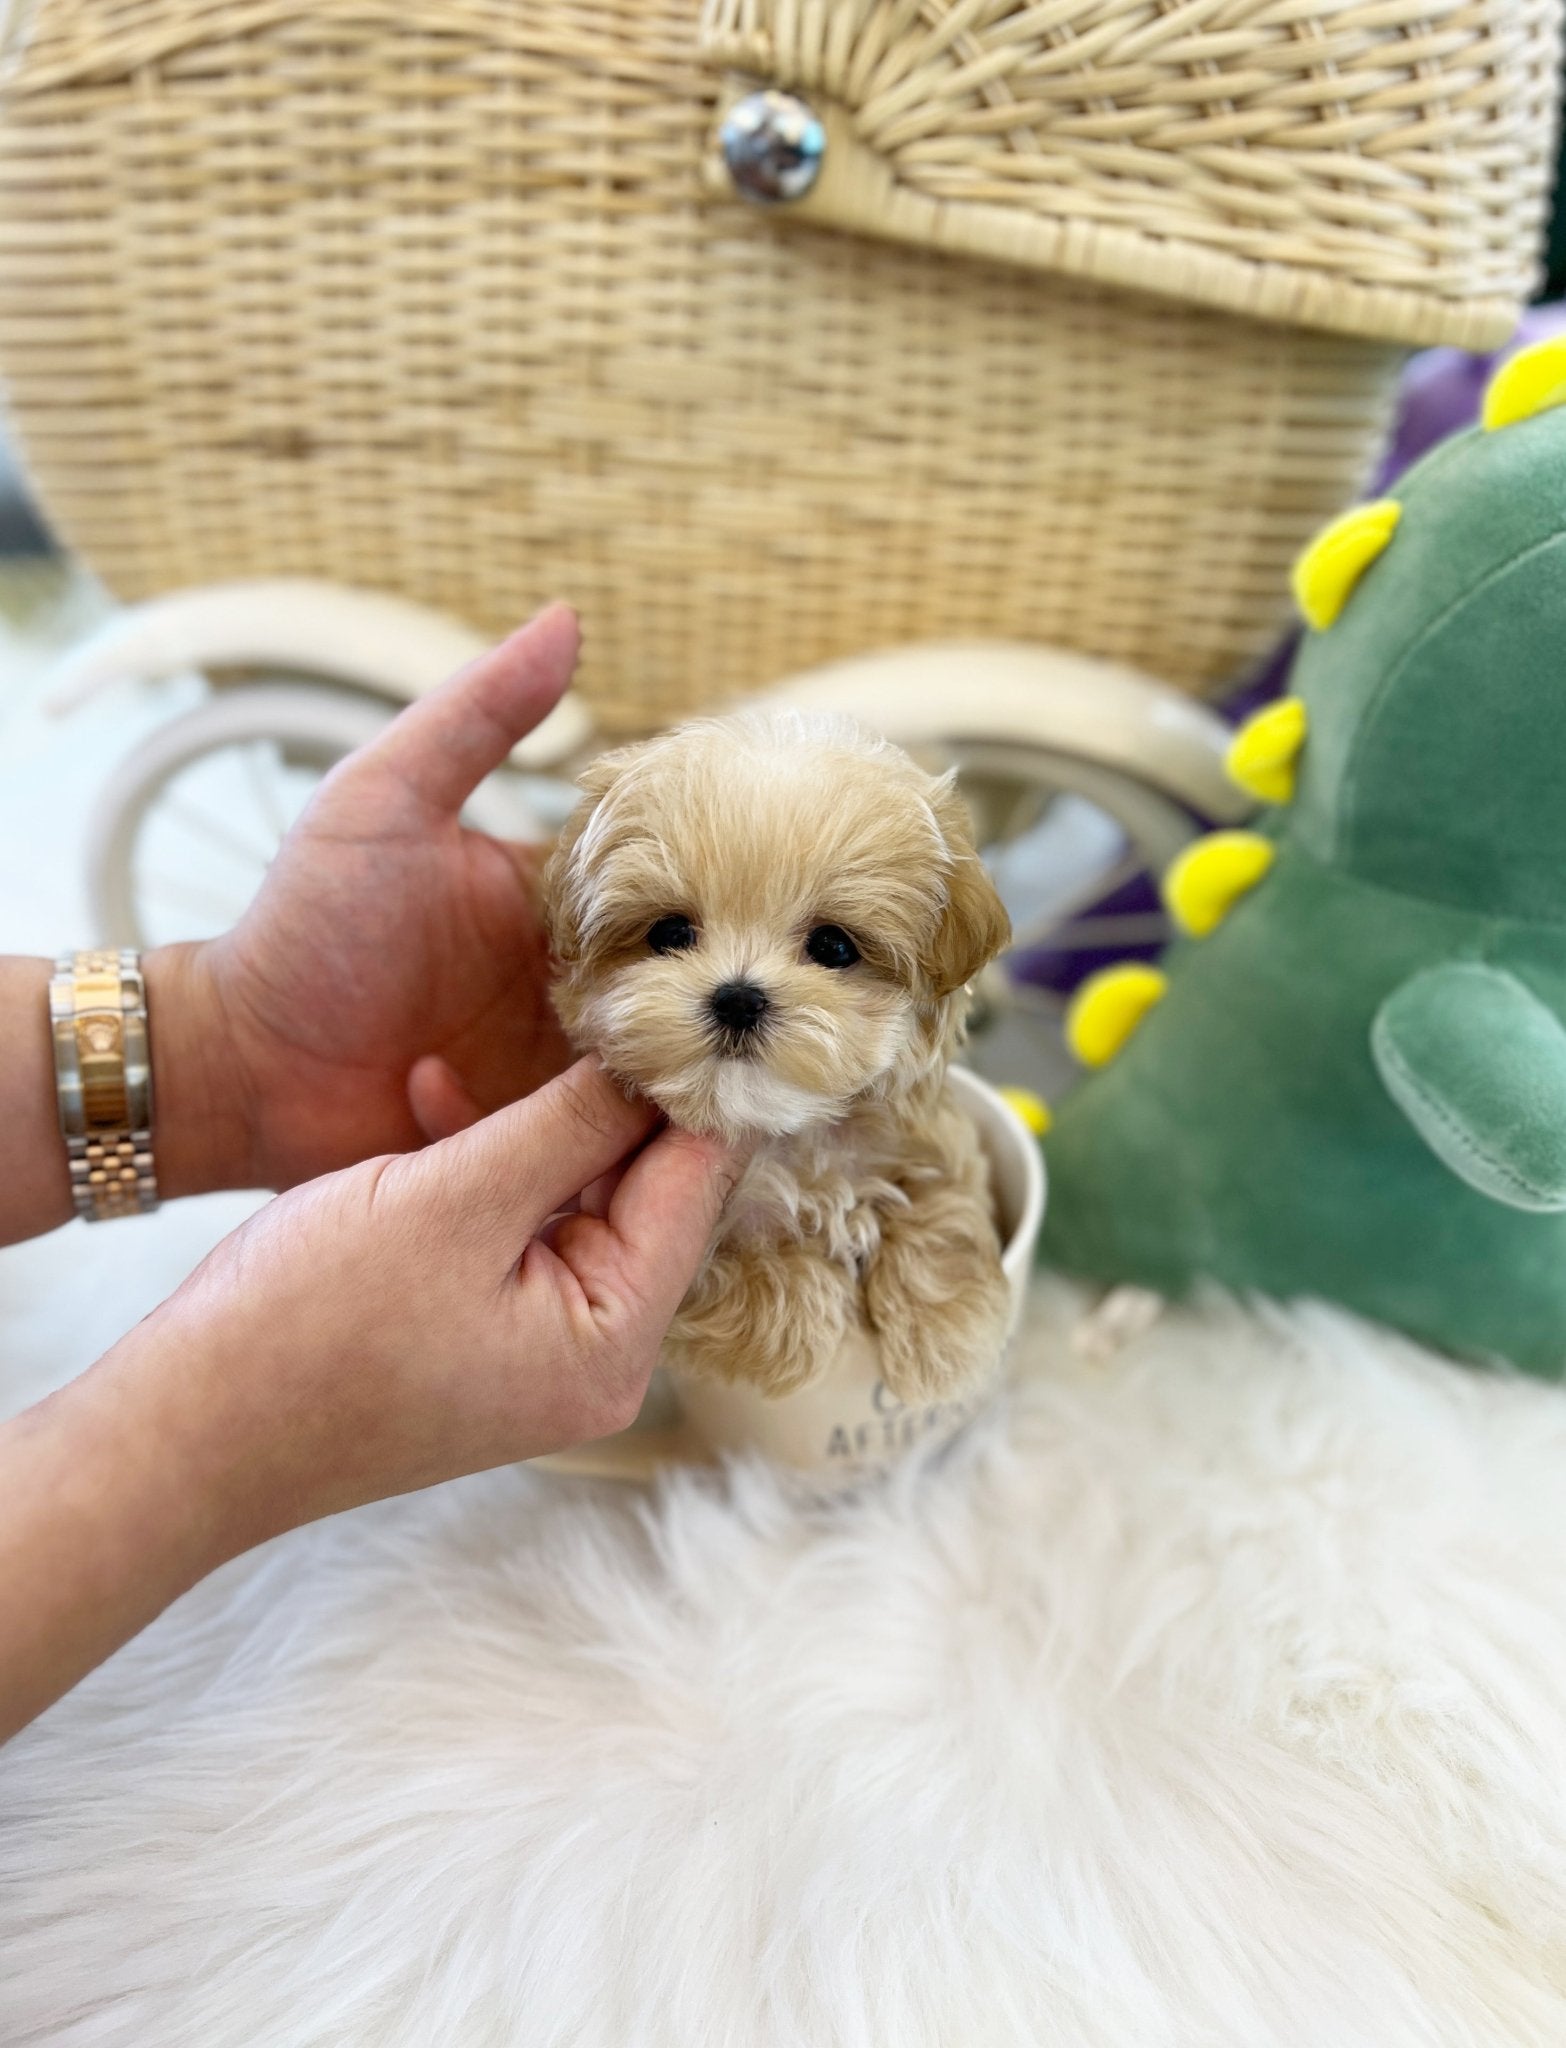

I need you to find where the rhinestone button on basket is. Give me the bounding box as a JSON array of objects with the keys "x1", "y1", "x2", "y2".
[{"x1": 720, "y1": 90, "x2": 826, "y2": 204}]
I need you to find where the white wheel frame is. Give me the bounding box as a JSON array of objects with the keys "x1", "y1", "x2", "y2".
[
  {"x1": 83, "y1": 614, "x2": 1244, "y2": 967},
  {"x1": 87, "y1": 684, "x2": 544, "y2": 947},
  {"x1": 747, "y1": 642, "x2": 1245, "y2": 1078},
  {"x1": 751, "y1": 640, "x2": 1248, "y2": 829},
  {"x1": 48, "y1": 577, "x2": 591, "y2": 768},
  {"x1": 753, "y1": 638, "x2": 1244, "y2": 946}
]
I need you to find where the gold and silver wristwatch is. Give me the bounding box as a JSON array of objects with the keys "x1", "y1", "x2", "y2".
[{"x1": 49, "y1": 948, "x2": 159, "y2": 1222}]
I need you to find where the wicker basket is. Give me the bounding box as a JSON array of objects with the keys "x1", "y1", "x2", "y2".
[{"x1": 0, "y1": 0, "x2": 1556, "y2": 729}]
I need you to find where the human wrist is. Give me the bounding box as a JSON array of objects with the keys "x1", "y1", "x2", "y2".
[
  {"x1": 143, "y1": 942, "x2": 262, "y2": 1197},
  {"x1": 0, "y1": 956, "x2": 73, "y2": 1241}
]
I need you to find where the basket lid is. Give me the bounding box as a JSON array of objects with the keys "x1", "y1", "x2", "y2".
[
  {"x1": 5, "y1": 0, "x2": 1555, "y2": 348},
  {"x1": 699, "y1": 0, "x2": 1562, "y2": 349}
]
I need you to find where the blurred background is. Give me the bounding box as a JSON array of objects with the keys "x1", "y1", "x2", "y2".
[{"x1": 1, "y1": 0, "x2": 1565, "y2": 1103}]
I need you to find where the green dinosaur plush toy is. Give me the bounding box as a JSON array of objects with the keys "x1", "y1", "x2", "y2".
[{"x1": 1041, "y1": 335, "x2": 1566, "y2": 1377}]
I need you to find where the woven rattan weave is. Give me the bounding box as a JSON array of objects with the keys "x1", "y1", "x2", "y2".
[{"x1": 0, "y1": 1, "x2": 1555, "y2": 725}]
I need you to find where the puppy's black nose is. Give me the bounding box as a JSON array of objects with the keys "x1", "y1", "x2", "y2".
[{"x1": 709, "y1": 980, "x2": 770, "y2": 1036}]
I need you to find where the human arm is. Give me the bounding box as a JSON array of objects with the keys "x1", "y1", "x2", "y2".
[
  {"x1": 0, "y1": 603, "x2": 582, "y2": 1248},
  {"x1": 0, "y1": 1058, "x2": 742, "y2": 1743},
  {"x1": 0, "y1": 947, "x2": 252, "y2": 1242}
]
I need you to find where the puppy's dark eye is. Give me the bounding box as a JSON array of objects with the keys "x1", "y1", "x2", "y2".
[
  {"x1": 806, "y1": 924, "x2": 860, "y2": 970},
  {"x1": 647, "y1": 915, "x2": 697, "y2": 955}
]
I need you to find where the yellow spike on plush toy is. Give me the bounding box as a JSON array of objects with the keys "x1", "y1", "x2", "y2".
[
  {"x1": 1226, "y1": 698, "x2": 1308, "y2": 805},
  {"x1": 1292, "y1": 500, "x2": 1401, "y2": 631},
  {"x1": 1066, "y1": 964, "x2": 1169, "y2": 1069},
  {"x1": 1482, "y1": 338, "x2": 1566, "y2": 432},
  {"x1": 997, "y1": 1085, "x2": 1052, "y2": 1137},
  {"x1": 1164, "y1": 830, "x2": 1276, "y2": 938}
]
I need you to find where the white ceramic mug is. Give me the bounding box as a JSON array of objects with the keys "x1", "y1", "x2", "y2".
[{"x1": 536, "y1": 1066, "x2": 1046, "y2": 1483}]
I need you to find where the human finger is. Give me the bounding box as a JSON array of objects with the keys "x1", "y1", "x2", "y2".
[
  {"x1": 597, "y1": 1126, "x2": 747, "y2": 1326},
  {"x1": 352, "y1": 603, "x2": 579, "y2": 815},
  {"x1": 450, "y1": 1057, "x2": 657, "y2": 1234},
  {"x1": 407, "y1": 1055, "x2": 487, "y2": 1141}
]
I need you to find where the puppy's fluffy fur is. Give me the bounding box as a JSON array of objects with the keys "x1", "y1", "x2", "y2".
[{"x1": 543, "y1": 711, "x2": 1013, "y2": 1399}]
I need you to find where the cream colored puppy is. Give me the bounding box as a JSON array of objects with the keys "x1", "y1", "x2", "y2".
[{"x1": 542, "y1": 711, "x2": 1013, "y2": 1400}]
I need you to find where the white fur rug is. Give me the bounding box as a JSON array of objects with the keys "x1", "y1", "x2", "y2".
[{"x1": 4, "y1": 1278, "x2": 1566, "y2": 2046}]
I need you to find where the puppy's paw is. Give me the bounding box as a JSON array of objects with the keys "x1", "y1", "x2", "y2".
[
  {"x1": 668, "y1": 1243, "x2": 854, "y2": 1397},
  {"x1": 1070, "y1": 1284, "x2": 1167, "y2": 1365},
  {"x1": 865, "y1": 1228, "x2": 1010, "y2": 1404}
]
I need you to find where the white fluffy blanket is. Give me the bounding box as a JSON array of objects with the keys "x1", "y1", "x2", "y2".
[{"x1": 3, "y1": 1272, "x2": 1566, "y2": 2046}]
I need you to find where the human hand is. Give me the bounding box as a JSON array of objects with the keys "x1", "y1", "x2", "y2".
[
  {"x1": 0, "y1": 1059, "x2": 743, "y2": 1738},
  {"x1": 116, "y1": 1059, "x2": 743, "y2": 1542},
  {"x1": 150, "y1": 606, "x2": 583, "y2": 1196}
]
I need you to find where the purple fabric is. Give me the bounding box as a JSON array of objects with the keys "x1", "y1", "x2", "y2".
[
  {"x1": 1374, "y1": 305, "x2": 1566, "y2": 491},
  {"x1": 1011, "y1": 869, "x2": 1166, "y2": 991}
]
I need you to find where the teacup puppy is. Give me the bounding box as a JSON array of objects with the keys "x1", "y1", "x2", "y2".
[{"x1": 542, "y1": 711, "x2": 1013, "y2": 1401}]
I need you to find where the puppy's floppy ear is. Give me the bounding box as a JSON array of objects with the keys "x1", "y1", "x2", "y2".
[
  {"x1": 925, "y1": 775, "x2": 1011, "y2": 998},
  {"x1": 540, "y1": 750, "x2": 627, "y2": 966}
]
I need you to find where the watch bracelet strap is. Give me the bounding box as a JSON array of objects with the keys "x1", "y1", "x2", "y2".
[{"x1": 50, "y1": 947, "x2": 159, "y2": 1222}]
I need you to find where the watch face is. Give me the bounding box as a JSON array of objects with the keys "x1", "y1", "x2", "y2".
[
  {"x1": 82, "y1": 1017, "x2": 121, "y2": 1056},
  {"x1": 77, "y1": 1007, "x2": 129, "y2": 1128}
]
